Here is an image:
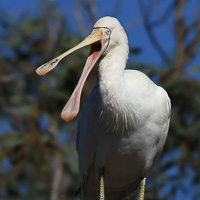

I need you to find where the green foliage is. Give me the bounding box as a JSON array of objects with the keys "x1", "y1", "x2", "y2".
[{"x1": 0, "y1": 5, "x2": 83, "y2": 199}]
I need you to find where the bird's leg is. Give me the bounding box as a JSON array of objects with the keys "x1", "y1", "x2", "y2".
[
  {"x1": 100, "y1": 175, "x2": 105, "y2": 200},
  {"x1": 137, "y1": 177, "x2": 146, "y2": 200}
]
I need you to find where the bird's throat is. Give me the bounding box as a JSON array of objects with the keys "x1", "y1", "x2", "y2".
[{"x1": 98, "y1": 46, "x2": 128, "y2": 105}]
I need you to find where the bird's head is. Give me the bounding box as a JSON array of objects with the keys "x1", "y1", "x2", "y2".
[
  {"x1": 94, "y1": 16, "x2": 128, "y2": 56},
  {"x1": 36, "y1": 16, "x2": 127, "y2": 122}
]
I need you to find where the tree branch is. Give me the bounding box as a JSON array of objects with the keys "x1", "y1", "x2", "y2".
[
  {"x1": 151, "y1": 1, "x2": 177, "y2": 27},
  {"x1": 50, "y1": 154, "x2": 63, "y2": 200},
  {"x1": 75, "y1": 0, "x2": 98, "y2": 35},
  {"x1": 137, "y1": 0, "x2": 171, "y2": 64},
  {"x1": 184, "y1": 16, "x2": 200, "y2": 63},
  {"x1": 174, "y1": 0, "x2": 188, "y2": 74},
  {"x1": 174, "y1": 0, "x2": 200, "y2": 74},
  {"x1": 112, "y1": 0, "x2": 123, "y2": 17}
]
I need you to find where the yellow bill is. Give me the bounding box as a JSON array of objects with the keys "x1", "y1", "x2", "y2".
[{"x1": 36, "y1": 29, "x2": 103, "y2": 76}]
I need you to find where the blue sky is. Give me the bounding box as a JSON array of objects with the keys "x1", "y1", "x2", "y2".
[{"x1": 1, "y1": 0, "x2": 199, "y2": 70}]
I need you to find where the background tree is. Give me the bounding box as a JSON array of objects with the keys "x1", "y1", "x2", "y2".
[{"x1": 0, "y1": 0, "x2": 200, "y2": 199}]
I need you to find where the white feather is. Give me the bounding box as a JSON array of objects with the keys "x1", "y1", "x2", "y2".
[{"x1": 76, "y1": 16, "x2": 171, "y2": 200}]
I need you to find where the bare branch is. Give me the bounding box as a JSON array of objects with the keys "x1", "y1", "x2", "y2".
[
  {"x1": 50, "y1": 154, "x2": 63, "y2": 200},
  {"x1": 112, "y1": 0, "x2": 123, "y2": 17},
  {"x1": 137, "y1": 0, "x2": 171, "y2": 64},
  {"x1": 184, "y1": 18, "x2": 200, "y2": 63},
  {"x1": 75, "y1": 0, "x2": 98, "y2": 35},
  {"x1": 174, "y1": 0, "x2": 188, "y2": 74},
  {"x1": 0, "y1": 68, "x2": 34, "y2": 83},
  {"x1": 74, "y1": 4, "x2": 89, "y2": 36},
  {"x1": 151, "y1": 1, "x2": 177, "y2": 27},
  {"x1": 174, "y1": 0, "x2": 200, "y2": 74},
  {"x1": 87, "y1": 0, "x2": 98, "y2": 24},
  {"x1": 138, "y1": 0, "x2": 200, "y2": 73},
  {"x1": 124, "y1": 17, "x2": 143, "y2": 32}
]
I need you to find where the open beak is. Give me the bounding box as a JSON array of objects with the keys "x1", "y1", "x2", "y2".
[{"x1": 36, "y1": 28, "x2": 104, "y2": 122}]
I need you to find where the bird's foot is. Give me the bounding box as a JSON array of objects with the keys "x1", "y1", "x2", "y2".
[
  {"x1": 100, "y1": 175, "x2": 105, "y2": 200},
  {"x1": 137, "y1": 177, "x2": 146, "y2": 200}
]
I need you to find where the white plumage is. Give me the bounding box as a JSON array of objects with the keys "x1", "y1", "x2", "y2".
[
  {"x1": 36, "y1": 16, "x2": 171, "y2": 200},
  {"x1": 76, "y1": 17, "x2": 170, "y2": 199}
]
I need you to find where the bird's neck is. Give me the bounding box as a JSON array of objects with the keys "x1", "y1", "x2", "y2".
[
  {"x1": 98, "y1": 43, "x2": 129, "y2": 105},
  {"x1": 97, "y1": 44, "x2": 139, "y2": 135}
]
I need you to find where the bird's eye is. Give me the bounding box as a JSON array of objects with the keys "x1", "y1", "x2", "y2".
[{"x1": 105, "y1": 29, "x2": 111, "y2": 36}]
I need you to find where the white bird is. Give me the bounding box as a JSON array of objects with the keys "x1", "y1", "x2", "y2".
[{"x1": 36, "y1": 16, "x2": 171, "y2": 200}]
